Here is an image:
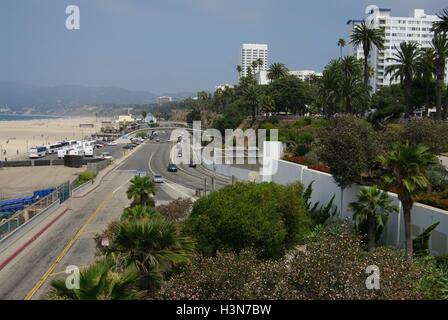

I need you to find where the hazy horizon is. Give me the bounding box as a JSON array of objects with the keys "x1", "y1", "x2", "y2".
[{"x1": 2, "y1": 0, "x2": 447, "y2": 93}]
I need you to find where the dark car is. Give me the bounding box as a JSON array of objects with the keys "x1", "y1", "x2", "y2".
[
  {"x1": 189, "y1": 160, "x2": 197, "y2": 168},
  {"x1": 167, "y1": 164, "x2": 178, "y2": 172},
  {"x1": 123, "y1": 144, "x2": 134, "y2": 150}
]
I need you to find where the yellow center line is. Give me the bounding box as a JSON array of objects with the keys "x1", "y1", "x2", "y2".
[{"x1": 24, "y1": 191, "x2": 115, "y2": 300}]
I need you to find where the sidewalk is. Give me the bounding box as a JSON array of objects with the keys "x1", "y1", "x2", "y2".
[{"x1": 0, "y1": 204, "x2": 69, "y2": 272}]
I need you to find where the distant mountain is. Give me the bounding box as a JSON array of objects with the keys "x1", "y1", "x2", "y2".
[{"x1": 0, "y1": 82, "x2": 197, "y2": 115}]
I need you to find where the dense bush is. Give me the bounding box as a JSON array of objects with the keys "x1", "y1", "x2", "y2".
[
  {"x1": 75, "y1": 170, "x2": 96, "y2": 187},
  {"x1": 159, "y1": 250, "x2": 288, "y2": 300},
  {"x1": 401, "y1": 118, "x2": 448, "y2": 154},
  {"x1": 183, "y1": 182, "x2": 311, "y2": 259},
  {"x1": 161, "y1": 223, "x2": 438, "y2": 300},
  {"x1": 317, "y1": 114, "x2": 379, "y2": 188},
  {"x1": 155, "y1": 198, "x2": 192, "y2": 222}
]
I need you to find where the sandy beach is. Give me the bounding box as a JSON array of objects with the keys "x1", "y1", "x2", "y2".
[{"x1": 0, "y1": 117, "x2": 107, "y2": 160}]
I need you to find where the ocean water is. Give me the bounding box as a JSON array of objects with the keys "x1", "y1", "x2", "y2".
[{"x1": 0, "y1": 114, "x2": 60, "y2": 121}]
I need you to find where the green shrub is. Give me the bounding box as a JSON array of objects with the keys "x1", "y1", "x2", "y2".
[
  {"x1": 76, "y1": 170, "x2": 96, "y2": 187},
  {"x1": 161, "y1": 222, "x2": 437, "y2": 300},
  {"x1": 183, "y1": 182, "x2": 311, "y2": 259},
  {"x1": 401, "y1": 118, "x2": 448, "y2": 154}
]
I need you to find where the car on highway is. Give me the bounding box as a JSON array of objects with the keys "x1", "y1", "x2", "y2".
[
  {"x1": 153, "y1": 175, "x2": 164, "y2": 183},
  {"x1": 100, "y1": 152, "x2": 113, "y2": 160},
  {"x1": 108, "y1": 141, "x2": 118, "y2": 146},
  {"x1": 189, "y1": 160, "x2": 197, "y2": 168},
  {"x1": 155, "y1": 138, "x2": 160, "y2": 142},
  {"x1": 167, "y1": 163, "x2": 178, "y2": 172},
  {"x1": 123, "y1": 144, "x2": 134, "y2": 150}
]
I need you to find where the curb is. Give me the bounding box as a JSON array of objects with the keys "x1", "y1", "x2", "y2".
[{"x1": 0, "y1": 208, "x2": 69, "y2": 271}]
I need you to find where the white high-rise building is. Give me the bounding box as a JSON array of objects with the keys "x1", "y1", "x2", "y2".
[
  {"x1": 289, "y1": 70, "x2": 323, "y2": 81},
  {"x1": 347, "y1": 5, "x2": 444, "y2": 91},
  {"x1": 240, "y1": 43, "x2": 268, "y2": 78}
]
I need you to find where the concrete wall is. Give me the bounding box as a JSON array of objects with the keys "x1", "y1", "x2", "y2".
[
  {"x1": 203, "y1": 155, "x2": 448, "y2": 255},
  {"x1": 268, "y1": 159, "x2": 448, "y2": 255}
]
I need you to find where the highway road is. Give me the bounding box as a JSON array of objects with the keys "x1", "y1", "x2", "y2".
[{"x1": 0, "y1": 131, "x2": 230, "y2": 300}]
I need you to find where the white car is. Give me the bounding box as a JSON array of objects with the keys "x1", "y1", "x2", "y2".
[
  {"x1": 108, "y1": 142, "x2": 118, "y2": 146},
  {"x1": 153, "y1": 175, "x2": 163, "y2": 183},
  {"x1": 101, "y1": 152, "x2": 113, "y2": 160}
]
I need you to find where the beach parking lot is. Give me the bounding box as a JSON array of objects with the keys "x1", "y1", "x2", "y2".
[{"x1": 0, "y1": 166, "x2": 84, "y2": 199}]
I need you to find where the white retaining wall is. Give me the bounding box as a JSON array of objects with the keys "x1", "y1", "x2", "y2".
[{"x1": 204, "y1": 155, "x2": 448, "y2": 255}]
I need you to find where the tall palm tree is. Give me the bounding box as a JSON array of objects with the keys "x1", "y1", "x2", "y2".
[
  {"x1": 378, "y1": 143, "x2": 437, "y2": 257},
  {"x1": 122, "y1": 205, "x2": 159, "y2": 221},
  {"x1": 337, "y1": 38, "x2": 346, "y2": 59},
  {"x1": 417, "y1": 48, "x2": 436, "y2": 115},
  {"x1": 50, "y1": 258, "x2": 144, "y2": 300},
  {"x1": 431, "y1": 33, "x2": 448, "y2": 120},
  {"x1": 267, "y1": 63, "x2": 289, "y2": 81},
  {"x1": 319, "y1": 60, "x2": 343, "y2": 117},
  {"x1": 127, "y1": 176, "x2": 156, "y2": 207},
  {"x1": 257, "y1": 94, "x2": 275, "y2": 118},
  {"x1": 432, "y1": 8, "x2": 448, "y2": 35},
  {"x1": 350, "y1": 21, "x2": 384, "y2": 88},
  {"x1": 107, "y1": 217, "x2": 194, "y2": 289},
  {"x1": 349, "y1": 186, "x2": 398, "y2": 251},
  {"x1": 251, "y1": 60, "x2": 259, "y2": 76},
  {"x1": 385, "y1": 42, "x2": 421, "y2": 118},
  {"x1": 339, "y1": 56, "x2": 366, "y2": 114},
  {"x1": 243, "y1": 85, "x2": 260, "y2": 122},
  {"x1": 257, "y1": 58, "x2": 264, "y2": 73},
  {"x1": 236, "y1": 65, "x2": 242, "y2": 79}
]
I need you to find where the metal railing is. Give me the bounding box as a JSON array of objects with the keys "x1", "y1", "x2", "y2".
[{"x1": 0, "y1": 181, "x2": 70, "y2": 241}]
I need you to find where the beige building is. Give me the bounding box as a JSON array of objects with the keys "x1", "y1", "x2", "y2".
[{"x1": 118, "y1": 115, "x2": 134, "y2": 123}]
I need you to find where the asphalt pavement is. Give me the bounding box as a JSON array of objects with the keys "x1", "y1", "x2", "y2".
[{"x1": 0, "y1": 133, "x2": 230, "y2": 300}]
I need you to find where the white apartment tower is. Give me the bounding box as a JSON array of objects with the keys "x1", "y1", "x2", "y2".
[
  {"x1": 240, "y1": 44, "x2": 268, "y2": 78},
  {"x1": 347, "y1": 5, "x2": 443, "y2": 91}
]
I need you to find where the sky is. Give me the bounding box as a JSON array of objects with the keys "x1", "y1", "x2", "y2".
[{"x1": 1, "y1": 0, "x2": 447, "y2": 93}]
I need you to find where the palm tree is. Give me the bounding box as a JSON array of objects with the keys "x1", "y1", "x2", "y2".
[
  {"x1": 236, "y1": 65, "x2": 242, "y2": 79},
  {"x1": 257, "y1": 94, "x2": 275, "y2": 118},
  {"x1": 417, "y1": 48, "x2": 436, "y2": 115},
  {"x1": 251, "y1": 60, "x2": 259, "y2": 76},
  {"x1": 127, "y1": 176, "x2": 156, "y2": 207},
  {"x1": 243, "y1": 85, "x2": 260, "y2": 122},
  {"x1": 431, "y1": 33, "x2": 448, "y2": 120},
  {"x1": 318, "y1": 60, "x2": 342, "y2": 117},
  {"x1": 141, "y1": 111, "x2": 147, "y2": 120},
  {"x1": 378, "y1": 143, "x2": 437, "y2": 257},
  {"x1": 267, "y1": 63, "x2": 289, "y2": 81},
  {"x1": 50, "y1": 258, "x2": 144, "y2": 300},
  {"x1": 385, "y1": 42, "x2": 421, "y2": 118},
  {"x1": 107, "y1": 217, "x2": 194, "y2": 290},
  {"x1": 432, "y1": 8, "x2": 448, "y2": 35},
  {"x1": 350, "y1": 21, "x2": 384, "y2": 87},
  {"x1": 257, "y1": 58, "x2": 264, "y2": 73},
  {"x1": 339, "y1": 56, "x2": 365, "y2": 113},
  {"x1": 349, "y1": 186, "x2": 398, "y2": 251},
  {"x1": 337, "y1": 38, "x2": 346, "y2": 59},
  {"x1": 122, "y1": 205, "x2": 159, "y2": 221}
]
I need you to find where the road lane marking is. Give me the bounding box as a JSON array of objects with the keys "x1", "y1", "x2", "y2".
[
  {"x1": 112, "y1": 177, "x2": 133, "y2": 194},
  {"x1": 0, "y1": 209, "x2": 69, "y2": 272},
  {"x1": 24, "y1": 191, "x2": 115, "y2": 300},
  {"x1": 148, "y1": 148, "x2": 193, "y2": 199}
]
